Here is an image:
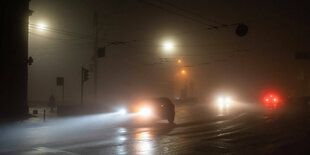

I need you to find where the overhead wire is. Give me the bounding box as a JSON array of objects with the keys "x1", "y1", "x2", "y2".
[
  {"x1": 29, "y1": 23, "x2": 125, "y2": 45},
  {"x1": 111, "y1": 0, "x2": 240, "y2": 47},
  {"x1": 28, "y1": 1, "x2": 246, "y2": 65},
  {"x1": 139, "y1": 0, "x2": 240, "y2": 30},
  {"x1": 139, "y1": 0, "x2": 216, "y2": 28},
  {"x1": 29, "y1": 31, "x2": 93, "y2": 41},
  {"x1": 158, "y1": 0, "x2": 224, "y2": 26},
  {"x1": 28, "y1": 1, "x2": 239, "y2": 49},
  {"x1": 29, "y1": 24, "x2": 93, "y2": 39}
]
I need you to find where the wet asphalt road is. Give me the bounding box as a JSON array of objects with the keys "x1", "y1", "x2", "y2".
[{"x1": 1, "y1": 102, "x2": 310, "y2": 155}]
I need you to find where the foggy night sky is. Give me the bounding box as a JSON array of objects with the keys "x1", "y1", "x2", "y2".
[{"x1": 28, "y1": 0, "x2": 310, "y2": 105}]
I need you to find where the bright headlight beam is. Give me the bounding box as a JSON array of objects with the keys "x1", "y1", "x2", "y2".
[
  {"x1": 118, "y1": 109, "x2": 127, "y2": 115},
  {"x1": 216, "y1": 96, "x2": 233, "y2": 108},
  {"x1": 217, "y1": 97, "x2": 224, "y2": 104},
  {"x1": 138, "y1": 107, "x2": 152, "y2": 117},
  {"x1": 225, "y1": 97, "x2": 232, "y2": 103}
]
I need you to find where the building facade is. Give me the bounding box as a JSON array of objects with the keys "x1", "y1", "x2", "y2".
[{"x1": 1, "y1": 0, "x2": 32, "y2": 118}]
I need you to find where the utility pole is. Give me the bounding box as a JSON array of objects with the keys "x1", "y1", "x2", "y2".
[
  {"x1": 81, "y1": 67, "x2": 90, "y2": 105},
  {"x1": 81, "y1": 67, "x2": 84, "y2": 105},
  {"x1": 56, "y1": 77, "x2": 65, "y2": 105},
  {"x1": 93, "y1": 11, "x2": 98, "y2": 104}
]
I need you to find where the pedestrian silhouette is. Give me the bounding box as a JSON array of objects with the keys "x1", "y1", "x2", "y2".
[{"x1": 48, "y1": 94, "x2": 56, "y2": 112}]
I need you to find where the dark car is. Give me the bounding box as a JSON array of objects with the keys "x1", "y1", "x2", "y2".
[{"x1": 131, "y1": 97, "x2": 175, "y2": 123}]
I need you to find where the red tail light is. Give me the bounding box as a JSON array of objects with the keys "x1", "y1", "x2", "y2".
[{"x1": 263, "y1": 93, "x2": 281, "y2": 109}]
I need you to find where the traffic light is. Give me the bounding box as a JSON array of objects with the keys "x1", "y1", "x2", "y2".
[{"x1": 82, "y1": 68, "x2": 90, "y2": 82}]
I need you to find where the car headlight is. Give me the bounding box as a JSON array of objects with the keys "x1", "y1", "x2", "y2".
[
  {"x1": 217, "y1": 97, "x2": 224, "y2": 104},
  {"x1": 118, "y1": 108, "x2": 127, "y2": 115},
  {"x1": 225, "y1": 97, "x2": 232, "y2": 103},
  {"x1": 217, "y1": 96, "x2": 233, "y2": 107},
  {"x1": 138, "y1": 107, "x2": 152, "y2": 117}
]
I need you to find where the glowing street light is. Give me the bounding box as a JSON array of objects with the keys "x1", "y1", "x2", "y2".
[
  {"x1": 37, "y1": 22, "x2": 47, "y2": 31},
  {"x1": 181, "y1": 69, "x2": 186, "y2": 75},
  {"x1": 177, "y1": 59, "x2": 182, "y2": 64},
  {"x1": 163, "y1": 41, "x2": 174, "y2": 52}
]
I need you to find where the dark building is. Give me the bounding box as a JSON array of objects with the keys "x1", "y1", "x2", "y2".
[{"x1": 1, "y1": 0, "x2": 32, "y2": 119}]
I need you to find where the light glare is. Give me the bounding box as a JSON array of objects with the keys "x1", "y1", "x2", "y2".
[
  {"x1": 118, "y1": 109, "x2": 127, "y2": 115},
  {"x1": 181, "y1": 70, "x2": 186, "y2": 75},
  {"x1": 225, "y1": 97, "x2": 232, "y2": 103},
  {"x1": 138, "y1": 107, "x2": 152, "y2": 117},
  {"x1": 37, "y1": 23, "x2": 46, "y2": 31},
  {"x1": 217, "y1": 97, "x2": 224, "y2": 104},
  {"x1": 163, "y1": 42, "x2": 174, "y2": 51}
]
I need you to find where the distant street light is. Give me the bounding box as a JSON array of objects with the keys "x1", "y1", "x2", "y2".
[
  {"x1": 177, "y1": 59, "x2": 182, "y2": 64},
  {"x1": 181, "y1": 69, "x2": 186, "y2": 75},
  {"x1": 163, "y1": 41, "x2": 174, "y2": 52}
]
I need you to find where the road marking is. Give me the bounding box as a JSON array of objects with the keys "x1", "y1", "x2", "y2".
[{"x1": 25, "y1": 147, "x2": 79, "y2": 155}]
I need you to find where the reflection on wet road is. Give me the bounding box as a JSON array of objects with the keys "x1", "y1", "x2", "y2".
[{"x1": 0, "y1": 103, "x2": 309, "y2": 154}]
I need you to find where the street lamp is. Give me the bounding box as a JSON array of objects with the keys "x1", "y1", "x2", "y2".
[
  {"x1": 162, "y1": 41, "x2": 174, "y2": 53},
  {"x1": 181, "y1": 69, "x2": 186, "y2": 75},
  {"x1": 177, "y1": 59, "x2": 182, "y2": 64},
  {"x1": 37, "y1": 22, "x2": 47, "y2": 31}
]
